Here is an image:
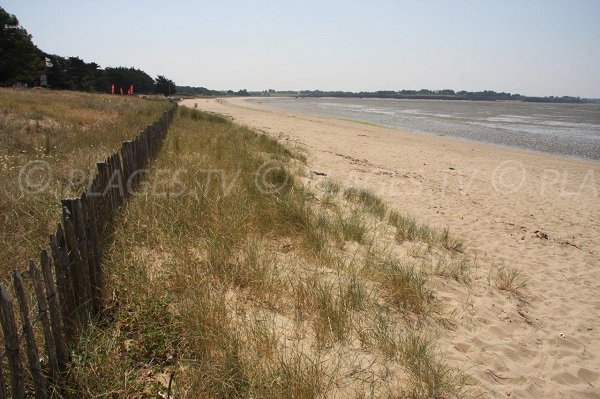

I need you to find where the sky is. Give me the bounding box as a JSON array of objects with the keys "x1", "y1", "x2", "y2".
[{"x1": 2, "y1": 0, "x2": 600, "y2": 97}]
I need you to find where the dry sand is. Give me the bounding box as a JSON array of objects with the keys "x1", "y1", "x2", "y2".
[{"x1": 181, "y1": 97, "x2": 600, "y2": 398}]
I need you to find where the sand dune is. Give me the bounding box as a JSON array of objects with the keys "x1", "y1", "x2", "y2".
[{"x1": 181, "y1": 97, "x2": 599, "y2": 398}]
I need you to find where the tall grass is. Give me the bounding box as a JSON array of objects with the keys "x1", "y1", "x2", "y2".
[
  {"x1": 344, "y1": 187, "x2": 387, "y2": 219},
  {"x1": 388, "y1": 210, "x2": 465, "y2": 253},
  {"x1": 399, "y1": 331, "x2": 467, "y2": 398},
  {"x1": 363, "y1": 252, "x2": 437, "y2": 317},
  {"x1": 0, "y1": 88, "x2": 171, "y2": 277},
  {"x1": 64, "y1": 107, "x2": 467, "y2": 398}
]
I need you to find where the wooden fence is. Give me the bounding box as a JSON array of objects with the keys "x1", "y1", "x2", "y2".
[{"x1": 0, "y1": 103, "x2": 177, "y2": 398}]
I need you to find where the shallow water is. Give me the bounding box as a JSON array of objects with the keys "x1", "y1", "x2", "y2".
[{"x1": 248, "y1": 97, "x2": 600, "y2": 161}]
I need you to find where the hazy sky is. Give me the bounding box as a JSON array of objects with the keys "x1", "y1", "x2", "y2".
[{"x1": 3, "y1": 0, "x2": 600, "y2": 97}]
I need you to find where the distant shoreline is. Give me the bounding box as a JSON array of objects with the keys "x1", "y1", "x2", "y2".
[
  {"x1": 246, "y1": 96, "x2": 600, "y2": 162},
  {"x1": 176, "y1": 86, "x2": 600, "y2": 104},
  {"x1": 178, "y1": 93, "x2": 600, "y2": 105},
  {"x1": 295, "y1": 93, "x2": 597, "y2": 104}
]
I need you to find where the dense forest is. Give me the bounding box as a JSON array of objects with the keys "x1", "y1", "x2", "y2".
[{"x1": 0, "y1": 6, "x2": 176, "y2": 95}]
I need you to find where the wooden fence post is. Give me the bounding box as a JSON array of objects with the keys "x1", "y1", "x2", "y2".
[
  {"x1": 83, "y1": 192, "x2": 101, "y2": 315},
  {"x1": 29, "y1": 260, "x2": 60, "y2": 382},
  {"x1": 113, "y1": 154, "x2": 124, "y2": 207},
  {"x1": 106, "y1": 156, "x2": 116, "y2": 211},
  {"x1": 94, "y1": 163, "x2": 108, "y2": 236},
  {"x1": 72, "y1": 198, "x2": 93, "y2": 317},
  {"x1": 121, "y1": 141, "x2": 133, "y2": 196},
  {"x1": 40, "y1": 249, "x2": 67, "y2": 370},
  {"x1": 88, "y1": 177, "x2": 104, "y2": 242},
  {"x1": 0, "y1": 103, "x2": 176, "y2": 396},
  {"x1": 136, "y1": 135, "x2": 144, "y2": 183},
  {"x1": 0, "y1": 284, "x2": 25, "y2": 399},
  {"x1": 62, "y1": 203, "x2": 88, "y2": 323},
  {"x1": 0, "y1": 358, "x2": 7, "y2": 399},
  {"x1": 50, "y1": 225, "x2": 77, "y2": 345},
  {"x1": 97, "y1": 162, "x2": 114, "y2": 221},
  {"x1": 140, "y1": 130, "x2": 149, "y2": 169},
  {"x1": 13, "y1": 270, "x2": 48, "y2": 399}
]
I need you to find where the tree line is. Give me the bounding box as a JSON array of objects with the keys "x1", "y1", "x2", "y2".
[
  {"x1": 0, "y1": 6, "x2": 176, "y2": 96},
  {"x1": 297, "y1": 89, "x2": 587, "y2": 103},
  {"x1": 175, "y1": 86, "x2": 251, "y2": 97}
]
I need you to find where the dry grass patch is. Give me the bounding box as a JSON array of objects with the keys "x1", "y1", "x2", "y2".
[
  {"x1": 389, "y1": 210, "x2": 465, "y2": 254},
  {"x1": 344, "y1": 187, "x2": 387, "y2": 219},
  {"x1": 0, "y1": 88, "x2": 171, "y2": 276},
  {"x1": 398, "y1": 331, "x2": 467, "y2": 398},
  {"x1": 363, "y1": 253, "x2": 437, "y2": 318},
  {"x1": 491, "y1": 264, "x2": 528, "y2": 295},
  {"x1": 427, "y1": 252, "x2": 475, "y2": 283},
  {"x1": 322, "y1": 179, "x2": 341, "y2": 196},
  {"x1": 64, "y1": 108, "x2": 469, "y2": 398}
]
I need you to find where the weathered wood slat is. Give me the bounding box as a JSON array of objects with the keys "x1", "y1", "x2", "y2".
[
  {"x1": 111, "y1": 154, "x2": 121, "y2": 208},
  {"x1": 40, "y1": 249, "x2": 67, "y2": 370},
  {"x1": 127, "y1": 140, "x2": 136, "y2": 190},
  {"x1": 0, "y1": 284, "x2": 25, "y2": 399},
  {"x1": 91, "y1": 176, "x2": 105, "y2": 241},
  {"x1": 13, "y1": 270, "x2": 48, "y2": 399},
  {"x1": 28, "y1": 260, "x2": 60, "y2": 383},
  {"x1": 127, "y1": 141, "x2": 136, "y2": 193},
  {"x1": 107, "y1": 156, "x2": 117, "y2": 217},
  {"x1": 72, "y1": 198, "x2": 93, "y2": 317},
  {"x1": 62, "y1": 205, "x2": 88, "y2": 323},
  {"x1": 103, "y1": 159, "x2": 115, "y2": 219},
  {"x1": 95, "y1": 162, "x2": 109, "y2": 235},
  {"x1": 121, "y1": 141, "x2": 133, "y2": 196},
  {"x1": 135, "y1": 136, "x2": 142, "y2": 186},
  {"x1": 114, "y1": 154, "x2": 124, "y2": 207},
  {"x1": 83, "y1": 192, "x2": 101, "y2": 315},
  {"x1": 0, "y1": 103, "x2": 177, "y2": 395},
  {"x1": 97, "y1": 162, "x2": 112, "y2": 223},
  {"x1": 0, "y1": 356, "x2": 7, "y2": 399},
  {"x1": 50, "y1": 225, "x2": 77, "y2": 345},
  {"x1": 106, "y1": 156, "x2": 115, "y2": 213}
]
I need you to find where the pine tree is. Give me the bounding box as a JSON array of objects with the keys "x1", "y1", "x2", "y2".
[
  {"x1": 0, "y1": 7, "x2": 45, "y2": 86},
  {"x1": 155, "y1": 75, "x2": 176, "y2": 96}
]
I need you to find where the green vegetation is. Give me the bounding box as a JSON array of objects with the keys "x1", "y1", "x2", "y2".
[
  {"x1": 176, "y1": 86, "x2": 252, "y2": 97},
  {"x1": 62, "y1": 108, "x2": 471, "y2": 398},
  {"x1": 0, "y1": 7, "x2": 45, "y2": 85},
  {"x1": 344, "y1": 187, "x2": 388, "y2": 218},
  {"x1": 42, "y1": 54, "x2": 171, "y2": 94},
  {"x1": 154, "y1": 75, "x2": 176, "y2": 97},
  {"x1": 101, "y1": 66, "x2": 156, "y2": 93},
  {"x1": 0, "y1": 6, "x2": 177, "y2": 94},
  {"x1": 364, "y1": 254, "x2": 436, "y2": 316},
  {"x1": 0, "y1": 88, "x2": 172, "y2": 277},
  {"x1": 388, "y1": 210, "x2": 465, "y2": 253},
  {"x1": 490, "y1": 264, "x2": 528, "y2": 295}
]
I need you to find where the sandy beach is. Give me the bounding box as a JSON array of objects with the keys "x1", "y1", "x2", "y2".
[{"x1": 182, "y1": 97, "x2": 600, "y2": 398}]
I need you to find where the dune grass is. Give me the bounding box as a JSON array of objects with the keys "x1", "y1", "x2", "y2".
[
  {"x1": 490, "y1": 264, "x2": 528, "y2": 295},
  {"x1": 388, "y1": 209, "x2": 465, "y2": 253},
  {"x1": 344, "y1": 187, "x2": 388, "y2": 219},
  {"x1": 63, "y1": 108, "x2": 469, "y2": 398},
  {"x1": 0, "y1": 88, "x2": 172, "y2": 278}
]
